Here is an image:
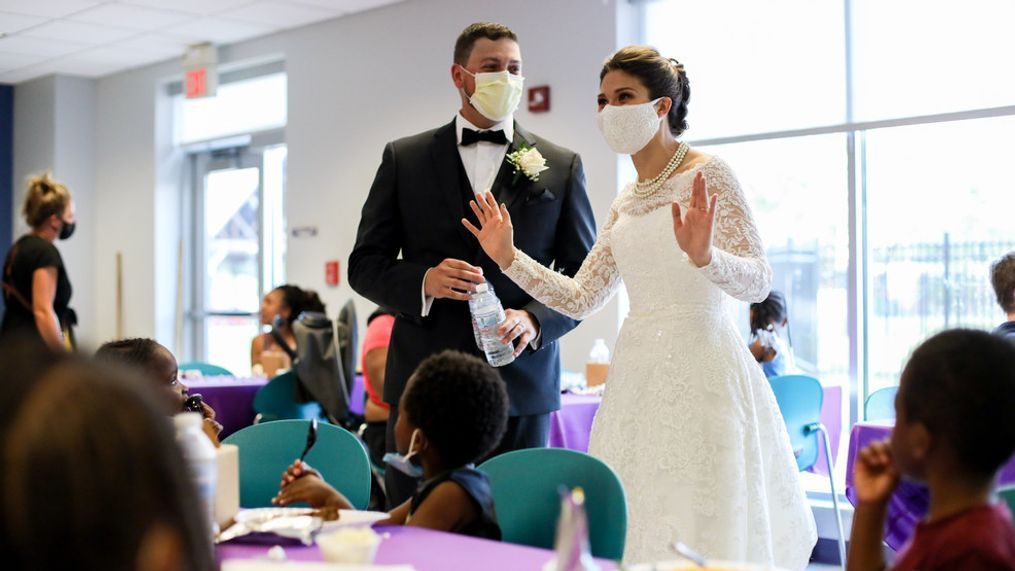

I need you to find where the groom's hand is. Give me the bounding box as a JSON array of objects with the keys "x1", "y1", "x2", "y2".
[
  {"x1": 424, "y1": 259, "x2": 485, "y2": 301},
  {"x1": 498, "y1": 309, "x2": 540, "y2": 357}
]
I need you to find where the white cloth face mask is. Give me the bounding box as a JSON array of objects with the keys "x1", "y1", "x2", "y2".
[{"x1": 596, "y1": 97, "x2": 665, "y2": 155}]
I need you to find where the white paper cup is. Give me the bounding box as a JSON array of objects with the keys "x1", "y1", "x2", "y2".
[{"x1": 316, "y1": 527, "x2": 381, "y2": 564}]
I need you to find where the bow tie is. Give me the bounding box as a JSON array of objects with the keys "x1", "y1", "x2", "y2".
[{"x1": 460, "y1": 128, "x2": 509, "y2": 146}]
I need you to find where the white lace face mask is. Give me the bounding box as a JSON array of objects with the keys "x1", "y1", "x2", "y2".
[{"x1": 596, "y1": 98, "x2": 664, "y2": 155}]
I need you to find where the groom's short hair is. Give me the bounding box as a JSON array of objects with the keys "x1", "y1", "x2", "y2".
[{"x1": 454, "y1": 22, "x2": 517, "y2": 66}]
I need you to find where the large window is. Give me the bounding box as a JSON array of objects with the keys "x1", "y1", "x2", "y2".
[
  {"x1": 703, "y1": 135, "x2": 850, "y2": 389},
  {"x1": 643, "y1": 0, "x2": 845, "y2": 140},
  {"x1": 865, "y1": 116, "x2": 1015, "y2": 393},
  {"x1": 642, "y1": 1, "x2": 1015, "y2": 428},
  {"x1": 175, "y1": 70, "x2": 288, "y2": 375}
]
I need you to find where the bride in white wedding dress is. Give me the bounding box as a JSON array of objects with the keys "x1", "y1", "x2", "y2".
[{"x1": 463, "y1": 46, "x2": 816, "y2": 567}]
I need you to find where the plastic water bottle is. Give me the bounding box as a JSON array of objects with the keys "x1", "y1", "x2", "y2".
[
  {"x1": 589, "y1": 339, "x2": 610, "y2": 364},
  {"x1": 175, "y1": 412, "x2": 218, "y2": 535},
  {"x1": 470, "y1": 315, "x2": 483, "y2": 350},
  {"x1": 586, "y1": 339, "x2": 611, "y2": 388},
  {"x1": 469, "y1": 283, "x2": 515, "y2": 367}
]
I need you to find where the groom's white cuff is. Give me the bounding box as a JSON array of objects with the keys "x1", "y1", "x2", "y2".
[{"x1": 420, "y1": 269, "x2": 435, "y2": 317}]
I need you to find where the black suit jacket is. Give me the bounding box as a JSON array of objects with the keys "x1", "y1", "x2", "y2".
[{"x1": 348, "y1": 118, "x2": 596, "y2": 416}]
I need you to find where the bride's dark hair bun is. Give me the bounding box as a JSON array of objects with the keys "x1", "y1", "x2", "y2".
[{"x1": 600, "y1": 46, "x2": 690, "y2": 138}]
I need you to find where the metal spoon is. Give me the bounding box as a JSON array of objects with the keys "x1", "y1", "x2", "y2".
[
  {"x1": 298, "y1": 418, "x2": 318, "y2": 463},
  {"x1": 671, "y1": 541, "x2": 707, "y2": 568}
]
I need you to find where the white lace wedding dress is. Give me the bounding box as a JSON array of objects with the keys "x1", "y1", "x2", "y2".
[{"x1": 503, "y1": 157, "x2": 817, "y2": 567}]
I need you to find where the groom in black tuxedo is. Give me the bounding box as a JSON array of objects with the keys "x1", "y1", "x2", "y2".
[{"x1": 349, "y1": 22, "x2": 596, "y2": 506}]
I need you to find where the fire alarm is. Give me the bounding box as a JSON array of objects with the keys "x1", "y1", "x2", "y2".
[
  {"x1": 528, "y1": 85, "x2": 550, "y2": 113},
  {"x1": 325, "y1": 260, "x2": 340, "y2": 287}
]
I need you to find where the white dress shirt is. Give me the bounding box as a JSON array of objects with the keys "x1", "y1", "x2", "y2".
[{"x1": 420, "y1": 113, "x2": 513, "y2": 317}]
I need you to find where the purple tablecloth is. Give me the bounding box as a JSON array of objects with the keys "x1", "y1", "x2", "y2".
[
  {"x1": 844, "y1": 421, "x2": 1015, "y2": 550},
  {"x1": 547, "y1": 386, "x2": 842, "y2": 477},
  {"x1": 813, "y1": 385, "x2": 842, "y2": 477},
  {"x1": 186, "y1": 377, "x2": 267, "y2": 439},
  {"x1": 350, "y1": 373, "x2": 365, "y2": 417},
  {"x1": 189, "y1": 374, "x2": 368, "y2": 439},
  {"x1": 547, "y1": 393, "x2": 601, "y2": 452},
  {"x1": 218, "y1": 525, "x2": 618, "y2": 570}
]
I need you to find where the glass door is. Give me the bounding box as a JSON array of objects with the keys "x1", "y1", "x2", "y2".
[{"x1": 190, "y1": 143, "x2": 287, "y2": 375}]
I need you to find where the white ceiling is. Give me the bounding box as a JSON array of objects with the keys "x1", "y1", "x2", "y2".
[{"x1": 0, "y1": 0, "x2": 404, "y2": 84}]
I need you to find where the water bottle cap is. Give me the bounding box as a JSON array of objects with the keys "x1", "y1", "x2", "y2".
[
  {"x1": 474, "y1": 283, "x2": 490, "y2": 293},
  {"x1": 174, "y1": 411, "x2": 203, "y2": 430}
]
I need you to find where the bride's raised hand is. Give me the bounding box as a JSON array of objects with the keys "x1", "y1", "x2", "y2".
[
  {"x1": 463, "y1": 191, "x2": 516, "y2": 269},
  {"x1": 672, "y1": 171, "x2": 717, "y2": 267}
]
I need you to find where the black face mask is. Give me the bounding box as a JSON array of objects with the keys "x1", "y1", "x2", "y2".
[{"x1": 58, "y1": 220, "x2": 76, "y2": 240}]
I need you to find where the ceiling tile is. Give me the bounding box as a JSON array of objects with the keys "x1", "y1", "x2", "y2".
[
  {"x1": 295, "y1": 0, "x2": 402, "y2": 13},
  {"x1": 0, "y1": 0, "x2": 101, "y2": 18},
  {"x1": 0, "y1": 66, "x2": 51, "y2": 83},
  {"x1": 45, "y1": 57, "x2": 124, "y2": 77},
  {"x1": 0, "y1": 50, "x2": 43, "y2": 71},
  {"x1": 0, "y1": 34, "x2": 88, "y2": 57},
  {"x1": 120, "y1": 0, "x2": 252, "y2": 16},
  {"x1": 165, "y1": 17, "x2": 273, "y2": 44},
  {"x1": 69, "y1": 3, "x2": 195, "y2": 31},
  {"x1": 219, "y1": 1, "x2": 338, "y2": 28},
  {"x1": 23, "y1": 20, "x2": 137, "y2": 45},
  {"x1": 71, "y1": 45, "x2": 166, "y2": 65},
  {"x1": 0, "y1": 11, "x2": 47, "y2": 34},
  {"x1": 114, "y1": 33, "x2": 191, "y2": 58}
]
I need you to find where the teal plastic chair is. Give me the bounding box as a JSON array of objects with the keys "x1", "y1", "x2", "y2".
[
  {"x1": 222, "y1": 419, "x2": 371, "y2": 509},
  {"x1": 864, "y1": 386, "x2": 898, "y2": 421},
  {"x1": 253, "y1": 371, "x2": 325, "y2": 423},
  {"x1": 478, "y1": 448, "x2": 627, "y2": 561},
  {"x1": 178, "y1": 361, "x2": 233, "y2": 377},
  {"x1": 1000, "y1": 486, "x2": 1015, "y2": 516},
  {"x1": 769, "y1": 374, "x2": 846, "y2": 568}
]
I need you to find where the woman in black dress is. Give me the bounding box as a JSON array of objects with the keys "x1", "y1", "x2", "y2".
[{"x1": 1, "y1": 172, "x2": 76, "y2": 350}]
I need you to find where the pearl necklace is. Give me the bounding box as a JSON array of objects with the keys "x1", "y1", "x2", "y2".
[{"x1": 633, "y1": 141, "x2": 689, "y2": 198}]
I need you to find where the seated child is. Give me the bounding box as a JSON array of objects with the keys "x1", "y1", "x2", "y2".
[
  {"x1": 847, "y1": 329, "x2": 1015, "y2": 571},
  {"x1": 273, "y1": 350, "x2": 508, "y2": 540},
  {"x1": 748, "y1": 290, "x2": 796, "y2": 377},
  {"x1": 95, "y1": 338, "x2": 222, "y2": 444}
]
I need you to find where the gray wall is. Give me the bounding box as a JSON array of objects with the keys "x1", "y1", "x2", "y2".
[{"x1": 25, "y1": 0, "x2": 632, "y2": 369}]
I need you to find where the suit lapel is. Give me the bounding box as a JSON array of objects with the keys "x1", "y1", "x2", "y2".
[
  {"x1": 490, "y1": 122, "x2": 538, "y2": 213},
  {"x1": 430, "y1": 119, "x2": 475, "y2": 246}
]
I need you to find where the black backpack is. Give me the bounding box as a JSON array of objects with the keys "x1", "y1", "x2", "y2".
[{"x1": 271, "y1": 311, "x2": 350, "y2": 424}]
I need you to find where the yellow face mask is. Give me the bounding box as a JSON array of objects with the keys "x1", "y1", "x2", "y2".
[{"x1": 461, "y1": 67, "x2": 524, "y2": 122}]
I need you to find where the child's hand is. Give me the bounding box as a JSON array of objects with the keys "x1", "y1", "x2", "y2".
[
  {"x1": 201, "y1": 419, "x2": 222, "y2": 447},
  {"x1": 853, "y1": 439, "x2": 900, "y2": 506},
  {"x1": 278, "y1": 459, "x2": 322, "y2": 488},
  {"x1": 272, "y1": 473, "x2": 342, "y2": 508}
]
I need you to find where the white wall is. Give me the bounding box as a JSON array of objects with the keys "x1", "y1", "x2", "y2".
[{"x1": 84, "y1": 0, "x2": 632, "y2": 369}]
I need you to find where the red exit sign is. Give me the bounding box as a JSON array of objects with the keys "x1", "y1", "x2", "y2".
[{"x1": 185, "y1": 67, "x2": 209, "y2": 98}]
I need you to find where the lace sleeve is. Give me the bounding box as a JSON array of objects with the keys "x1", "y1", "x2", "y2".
[
  {"x1": 694, "y1": 159, "x2": 772, "y2": 303},
  {"x1": 502, "y1": 206, "x2": 622, "y2": 321}
]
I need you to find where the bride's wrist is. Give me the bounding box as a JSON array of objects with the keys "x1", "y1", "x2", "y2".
[
  {"x1": 690, "y1": 249, "x2": 712, "y2": 268},
  {"x1": 496, "y1": 248, "x2": 516, "y2": 271}
]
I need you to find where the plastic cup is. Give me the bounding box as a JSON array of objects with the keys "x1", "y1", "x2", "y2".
[{"x1": 316, "y1": 527, "x2": 381, "y2": 564}]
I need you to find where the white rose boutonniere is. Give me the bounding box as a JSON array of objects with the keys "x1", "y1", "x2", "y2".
[{"x1": 506, "y1": 145, "x2": 549, "y2": 184}]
